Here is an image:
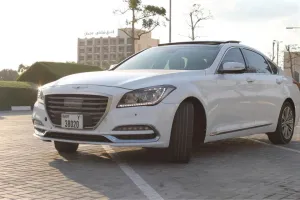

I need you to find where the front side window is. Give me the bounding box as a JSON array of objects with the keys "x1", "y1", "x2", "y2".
[
  {"x1": 115, "y1": 45, "x2": 220, "y2": 71},
  {"x1": 242, "y1": 49, "x2": 272, "y2": 74}
]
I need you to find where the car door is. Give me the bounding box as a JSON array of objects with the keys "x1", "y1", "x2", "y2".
[
  {"x1": 208, "y1": 48, "x2": 257, "y2": 137},
  {"x1": 241, "y1": 49, "x2": 285, "y2": 132}
]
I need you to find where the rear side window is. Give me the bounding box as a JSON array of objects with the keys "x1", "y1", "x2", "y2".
[
  {"x1": 267, "y1": 60, "x2": 279, "y2": 74},
  {"x1": 222, "y1": 48, "x2": 245, "y2": 65},
  {"x1": 242, "y1": 49, "x2": 272, "y2": 74}
]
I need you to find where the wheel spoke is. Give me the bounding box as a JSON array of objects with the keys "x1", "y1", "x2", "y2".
[{"x1": 287, "y1": 110, "x2": 293, "y2": 121}]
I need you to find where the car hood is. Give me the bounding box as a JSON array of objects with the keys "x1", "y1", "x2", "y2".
[{"x1": 50, "y1": 70, "x2": 206, "y2": 90}]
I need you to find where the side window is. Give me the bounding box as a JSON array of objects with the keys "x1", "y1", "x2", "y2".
[
  {"x1": 222, "y1": 48, "x2": 246, "y2": 66},
  {"x1": 242, "y1": 49, "x2": 272, "y2": 74},
  {"x1": 267, "y1": 60, "x2": 278, "y2": 74}
]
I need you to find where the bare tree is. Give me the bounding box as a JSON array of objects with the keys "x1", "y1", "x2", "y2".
[
  {"x1": 114, "y1": 0, "x2": 167, "y2": 54},
  {"x1": 285, "y1": 44, "x2": 300, "y2": 79},
  {"x1": 185, "y1": 4, "x2": 213, "y2": 41}
]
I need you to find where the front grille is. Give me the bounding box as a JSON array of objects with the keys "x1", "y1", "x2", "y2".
[
  {"x1": 45, "y1": 94, "x2": 109, "y2": 129},
  {"x1": 44, "y1": 132, "x2": 111, "y2": 143}
]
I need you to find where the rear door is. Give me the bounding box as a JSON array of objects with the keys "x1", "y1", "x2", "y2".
[{"x1": 241, "y1": 49, "x2": 285, "y2": 131}]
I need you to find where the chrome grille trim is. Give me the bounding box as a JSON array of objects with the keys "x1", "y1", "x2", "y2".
[{"x1": 45, "y1": 94, "x2": 110, "y2": 130}]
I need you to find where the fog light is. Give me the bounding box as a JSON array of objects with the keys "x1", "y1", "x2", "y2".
[
  {"x1": 113, "y1": 125, "x2": 152, "y2": 131},
  {"x1": 33, "y1": 119, "x2": 44, "y2": 126}
]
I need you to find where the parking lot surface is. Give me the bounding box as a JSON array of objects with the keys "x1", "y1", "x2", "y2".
[{"x1": 1, "y1": 111, "x2": 300, "y2": 200}]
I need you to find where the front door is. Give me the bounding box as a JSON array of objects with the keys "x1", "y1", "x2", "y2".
[{"x1": 207, "y1": 48, "x2": 257, "y2": 137}]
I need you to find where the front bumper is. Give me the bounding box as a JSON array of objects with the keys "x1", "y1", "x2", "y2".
[{"x1": 32, "y1": 86, "x2": 178, "y2": 148}]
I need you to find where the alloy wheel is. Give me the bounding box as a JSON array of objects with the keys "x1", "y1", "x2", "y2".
[{"x1": 281, "y1": 106, "x2": 294, "y2": 140}]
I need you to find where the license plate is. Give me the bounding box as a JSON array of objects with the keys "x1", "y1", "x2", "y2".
[{"x1": 61, "y1": 114, "x2": 83, "y2": 129}]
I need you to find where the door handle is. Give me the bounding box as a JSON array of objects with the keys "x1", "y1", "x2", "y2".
[
  {"x1": 246, "y1": 77, "x2": 255, "y2": 83},
  {"x1": 276, "y1": 78, "x2": 283, "y2": 85}
]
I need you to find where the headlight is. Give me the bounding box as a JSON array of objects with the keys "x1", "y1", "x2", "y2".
[
  {"x1": 117, "y1": 85, "x2": 176, "y2": 108},
  {"x1": 37, "y1": 89, "x2": 44, "y2": 103}
]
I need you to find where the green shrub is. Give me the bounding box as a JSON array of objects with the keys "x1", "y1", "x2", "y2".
[
  {"x1": 17, "y1": 62, "x2": 101, "y2": 85},
  {"x1": 0, "y1": 81, "x2": 37, "y2": 111}
]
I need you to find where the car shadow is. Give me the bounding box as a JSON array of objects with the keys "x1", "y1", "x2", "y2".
[
  {"x1": 48, "y1": 138, "x2": 300, "y2": 199},
  {"x1": 48, "y1": 150, "x2": 145, "y2": 199},
  {"x1": 112, "y1": 138, "x2": 266, "y2": 165}
]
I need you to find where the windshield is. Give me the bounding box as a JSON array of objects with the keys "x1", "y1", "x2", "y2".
[{"x1": 115, "y1": 45, "x2": 220, "y2": 70}]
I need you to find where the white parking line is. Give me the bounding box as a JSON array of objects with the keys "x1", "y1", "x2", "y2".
[
  {"x1": 248, "y1": 138, "x2": 300, "y2": 154},
  {"x1": 102, "y1": 145, "x2": 164, "y2": 200}
]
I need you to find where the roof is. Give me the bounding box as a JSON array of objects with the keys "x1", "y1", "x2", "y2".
[{"x1": 158, "y1": 40, "x2": 241, "y2": 46}]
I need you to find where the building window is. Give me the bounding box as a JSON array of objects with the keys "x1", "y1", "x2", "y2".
[
  {"x1": 87, "y1": 55, "x2": 92, "y2": 60},
  {"x1": 87, "y1": 47, "x2": 93, "y2": 53},
  {"x1": 127, "y1": 38, "x2": 133, "y2": 45},
  {"x1": 95, "y1": 54, "x2": 100, "y2": 60},
  {"x1": 79, "y1": 41, "x2": 85, "y2": 46},
  {"x1": 127, "y1": 45, "x2": 133, "y2": 53},
  {"x1": 94, "y1": 47, "x2": 100, "y2": 53},
  {"x1": 79, "y1": 49, "x2": 85, "y2": 53},
  {"x1": 96, "y1": 39, "x2": 101, "y2": 45},
  {"x1": 119, "y1": 46, "x2": 124, "y2": 52},
  {"x1": 111, "y1": 54, "x2": 116, "y2": 60},
  {"x1": 110, "y1": 39, "x2": 116, "y2": 45},
  {"x1": 87, "y1": 40, "x2": 93, "y2": 46},
  {"x1": 119, "y1": 38, "x2": 125, "y2": 44},
  {"x1": 87, "y1": 61, "x2": 93, "y2": 65},
  {"x1": 103, "y1": 39, "x2": 109, "y2": 45},
  {"x1": 111, "y1": 46, "x2": 116, "y2": 52},
  {"x1": 118, "y1": 54, "x2": 125, "y2": 61},
  {"x1": 103, "y1": 54, "x2": 109, "y2": 60},
  {"x1": 79, "y1": 56, "x2": 84, "y2": 61},
  {"x1": 127, "y1": 52, "x2": 132, "y2": 57},
  {"x1": 103, "y1": 46, "x2": 109, "y2": 53}
]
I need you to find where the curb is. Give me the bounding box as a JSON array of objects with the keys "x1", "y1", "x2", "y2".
[{"x1": 11, "y1": 106, "x2": 32, "y2": 111}]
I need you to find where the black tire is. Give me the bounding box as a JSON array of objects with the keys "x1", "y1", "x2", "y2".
[
  {"x1": 168, "y1": 102, "x2": 194, "y2": 163},
  {"x1": 267, "y1": 102, "x2": 295, "y2": 144},
  {"x1": 54, "y1": 141, "x2": 79, "y2": 153}
]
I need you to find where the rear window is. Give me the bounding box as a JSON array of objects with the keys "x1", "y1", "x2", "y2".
[{"x1": 115, "y1": 45, "x2": 221, "y2": 71}]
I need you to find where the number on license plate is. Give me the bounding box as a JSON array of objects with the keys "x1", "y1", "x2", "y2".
[{"x1": 61, "y1": 114, "x2": 83, "y2": 129}]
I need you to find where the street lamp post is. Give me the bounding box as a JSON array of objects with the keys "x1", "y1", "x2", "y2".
[{"x1": 169, "y1": 0, "x2": 172, "y2": 43}]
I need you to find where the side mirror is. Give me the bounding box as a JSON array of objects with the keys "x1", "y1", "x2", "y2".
[{"x1": 219, "y1": 62, "x2": 246, "y2": 73}]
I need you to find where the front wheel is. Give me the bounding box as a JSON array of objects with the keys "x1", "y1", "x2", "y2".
[
  {"x1": 54, "y1": 141, "x2": 79, "y2": 153},
  {"x1": 267, "y1": 102, "x2": 295, "y2": 144},
  {"x1": 167, "y1": 102, "x2": 194, "y2": 163}
]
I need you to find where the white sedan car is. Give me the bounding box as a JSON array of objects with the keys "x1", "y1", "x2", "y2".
[{"x1": 33, "y1": 41, "x2": 300, "y2": 163}]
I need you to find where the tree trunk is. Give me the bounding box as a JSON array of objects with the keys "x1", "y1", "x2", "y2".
[
  {"x1": 131, "y1": 9, "x2": 136, "y2": 54},
  {"x1": 190, "y1": 14, "x2": 195, "y2": 41}
]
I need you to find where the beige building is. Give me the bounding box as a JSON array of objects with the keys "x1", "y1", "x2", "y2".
[
  {"x1": 284, "y1": 52, "x2": 300, "y2": 81},
  {"x1": 77, "y1": 29, "x2": 159, "y2": 67}
]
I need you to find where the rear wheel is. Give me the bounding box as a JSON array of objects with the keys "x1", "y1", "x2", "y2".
[
  {"x1": 54, "y1": 141, "x2": 79, "y2": 153},
  {"x1": 168, "y1": 102, "x2": 194, "y2": 163},
  {"x1": 267, "y1": 102, "x2": 295, "y2": 144}
]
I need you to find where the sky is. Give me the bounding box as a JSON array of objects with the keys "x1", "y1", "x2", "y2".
[{"x1": 0, "y1": 0, "x2": 299, "y2": 70}]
